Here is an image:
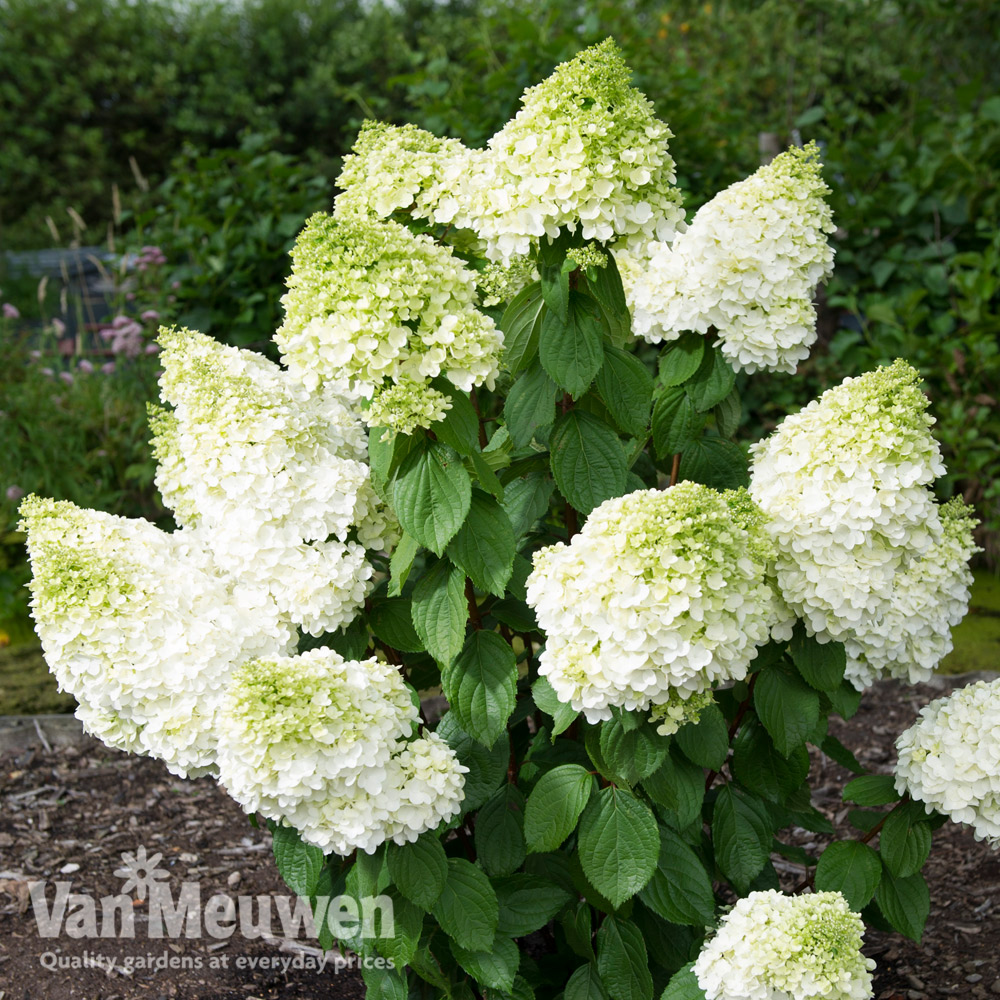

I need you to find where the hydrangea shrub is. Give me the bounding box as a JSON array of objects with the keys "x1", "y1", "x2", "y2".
[{"x1": 19, "y1": 39, "x2": 993, "y2": 1000}]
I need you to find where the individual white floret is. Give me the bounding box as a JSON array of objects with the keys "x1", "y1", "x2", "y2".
[
  {"x1": 694, "y1": 890, "x2": 875, "y2": 1000},
  {"x1": 459, "y1": 39, "x2": 684, "y2": 264},
  {"x1": 750, "y1": 361, "x2": 977, "y2": 688},
  {"x1": 895, "y1": 677, "x2": 1000, "y2": 847},
  {"x1": 18, "y1": 496, "x2": 292, "y2": 777},
  {"x1": 276, "y1": 214, "x2": 503, "y2": 433},
  {"x1": 622, "y1": 144, "x2": 834, "y2": 372},
  {"x1": 526, "y1": 483, "x2": 783, "y2": 721}
]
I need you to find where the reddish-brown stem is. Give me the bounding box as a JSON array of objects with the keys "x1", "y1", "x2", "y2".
[
  {"x1": 565, "y1": 503, "x2": 579, "y2": 540},
  {"x1": 670, "y1": 452, "x2": 681, "y2": 486},
  {"x1": 465, "y1": 577, "x2": 483, "y2": 629}
]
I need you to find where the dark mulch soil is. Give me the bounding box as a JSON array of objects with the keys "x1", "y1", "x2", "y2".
[{"x1": 1, "y1": 675, "x2": 998, "y2": 1000}]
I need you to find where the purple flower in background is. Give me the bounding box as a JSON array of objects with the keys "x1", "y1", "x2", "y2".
[
  {"x1": 99, "y1": 315, "x2": 145, "y2": 357},
  {"x1": 78, "y1": 359, "x2": 95, "y2": 374},
  {"x1": 101, "y1": 362, "x2": 116, "y2": 375},
  {"x1": 6, "y1": 486, "x2": 24, "y2": 503},
  {"x1": 144, "y1": 343, "x2": 160, "y2": 355},
  {"x1": 140, "y1": 310, "x2": 160, "y2": 323},
  {"x1": 2, "y1": 303, "x2": 19, "y2": 319},
  {"x1": 52, "y1": 318, "x2": 66, "y2": 336},
  {"x1": 40, "y1": 367, "x2": 54, "y2": 377},
  {"x1": 58, "y1": 371, "x2": 75, "y2": 386}
]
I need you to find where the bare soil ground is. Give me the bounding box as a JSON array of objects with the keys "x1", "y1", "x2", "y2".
[{"x1": 0, "y1": 674, "x2": 998, "y2": 1000}]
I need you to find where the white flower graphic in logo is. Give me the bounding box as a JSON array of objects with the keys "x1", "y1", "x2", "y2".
[{"x1": 114, "y1": 846, "x2": 170, "y2": 900}]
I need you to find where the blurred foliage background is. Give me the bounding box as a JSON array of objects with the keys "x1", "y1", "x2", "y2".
[{"x1": 1, "y1": 0, "x2": 998, "y2": 704}]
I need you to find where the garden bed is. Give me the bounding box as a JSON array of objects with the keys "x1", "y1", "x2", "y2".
[{"x1": 0, "y1": 674, "x2": 997, "y2": 999}]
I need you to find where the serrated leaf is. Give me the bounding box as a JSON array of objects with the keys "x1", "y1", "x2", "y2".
[
  {"x1": 394, "y1": 440, "x2": 472, "y2": 554},
  {"x1": 651, "y1": 386, "x2": 699, "y2": 459},
  {"x1": 596, "y1": 345, "x2": 654, "y2": 437},
  {"x1": 500, "y1": 281, "x2": 545, "y2": 375},
  {"x1": 491, "y1": 598, "x2": 538, "y2": 633},
  {"x1": 675, "y1": 702, "x2": 729, "y2": 770},
  {"x1": 754, "y1": 662, "x2": 820, "y2": 757},
  {"x1": 732, "y1": 716, "x2": 810, "y2": 802},
  {"x1": 658, "y1": 333, "x2": 705, "y2": 388},
  {"x1": 505, "y1": 361, "x2": 560, "y2": 448},
  {"x1": 452, "y1": 933, "x2": 519, "y2": 992},
  {"x1": 411, "y1": 559, "x2": 467, "y2": 668},
  {"x1": 713, "y1": 389, "x2": 741, "y2": 438},
  {"x1": 532, "y1": 676, "x2": 578, "y2": 737},
  {"x1": 524, "y1": 764, "x2": 595, "y2": 853},
  {"x1": 578, "y1": 787, "x2": 659, "y2": 907},
  {"x1": 446, "y1": 490, "x2": 515, "y2": 597},
  {"x1": 712, "y1": 785, "x2": 770, "y2": 890},
  {"x1": 494, "y1": 873, "x2": 573, "y2": 936},
  {"x1": 789, "y1": 626, "x2": 847, "y2": 692},
  {"x1": 271, "y1": 824, "x2": 325, "y2": 898},
  {"x1": 443, "y1": 630, "x2": 517, "y2": 747},
  {"x1": 361, "y1": 963, "x2": 408, "y2": 1000},
  {"x1": 471, "y1": 449, "x2": 506, "y2": 500},
  {"x1": 843, "y1": 774, "x2": 901, "y2": 806},
  {"x1": 437, "y1": 712, "x2": 508, "y2": 812},
  {"x1": 586, "y1": 254, "x2": 630, "y2": 345},
  {"x1": 386, "y1": 833, "x2": 448, "y2": 910},
  {"x1": 678, "y1": 436, "x2": 748, "y2": 489},
  {"x1": 539, "y1": 290, "x2": 605, "y2": 398},
  {"x1": 820, "y1": 735, "x2": 865, "y2": 775},
  {"x1": 501, "y1": 470, "x2": 553, "y2": 540},
  {"x1": 814, "y1": 841, "x2": 881, "y2": 911},
  {"x1": 687, "y1": 346, "x2": 736, "y2": 412},
  {"x1": 639, "y1": 827, "x2": 716, "y2": 927},
  {"x1": 660, "y1": 962, "x2": 706, "y2": 1000},
  {"x1": 550, "y1": 409, "x2": 627, "y2": 515},
  {"x1": 368, "y1": 425, "x2": 421, "y2": 500},
  {"x1": 641, "y1": 747, "x2": 705, "y2": 830},
  {"x1": 476, "y1": 785, "x2": 526, "y2": 877},
  {"x1": 431, "y1": 858, "x2": 499, "y2": 952},
  {"x1": 434, "y1": 388, "x2": 481, "y2": 456},
  {"x1": 565, "y1": 963, "x2": 611, "y2": 1000},
  {"x1": 876, "y1": 869, "x2": 929, "y2": 942},
  {"x1": 879, "y1": 809, "x2": 932, "y2": 878},
  {"x1": 599, "y1": 718, "x2": 669, "y2": 785},
  {"x1": 562, "y1": 901, "x2": 595, "y2": 961},
  {"x1": 827, "y1": 679, "x2": 863, "y2": 720},
  {"x1": 597, "y1": 915, "x2": 653, "y2": 1000},
  {"x1": 387, "y1": 531, "x2": 419, "y2": 597},
  {"x1": 369, "y1": 596, "x2": 423, "y2": 653},
  {"x1": 376, "y1": 889, "x2": 423, "y2": 969}
]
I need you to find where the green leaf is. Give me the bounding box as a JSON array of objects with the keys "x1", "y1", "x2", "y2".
[
  {"x1": 431, "y1": 858, "x2": 499, "y2": 952},
  {"x1": 789, "y1": 626, "x2": 847, "y2": 692},
  {"x1": 539, "y1": 290, "x2": 606, "y2": 398},
  {"x1": 578, "y1": 787, "x2": 659, "y2": 908},
  {"x1": 827, "y1": 679, "x2": 863, "y2": 720},
  {"x1": 641, "y1": 747, "x2": 705, "y2": 830},
  {"x1": 678, "y1": 436, "x2": 748, "y2": 489},
  {"x1": 386, "y1": 832, "x2": 448, "y2": 911},
  {"x1": 505, "y1": 361, "x2": 560, "y2": 448},
  {"x1": 394, "y1": 440, "x2": 472, "y2": 555},
  {"x1": 369, "y1": 596, "x2": 423, "y2": 653},
  {"x1": 411, "y1": 559, "x2": 467, "y2": 668},
  {"x1": 687, "y1": 346, "x2": 735, "y2": 412},
  {"x1": 494, "y1": 873, "x2": 573, "y2": 936},
  {"x1": 599, "y1": 718, "x2": 669, "y2": 785},
  {"x1": 814, "y1": 841, "x2": 882, "y2": 911},
  {"x1": 387, "y1": 531, "x2": 420, "y2": 597},
  {"x1": 732, "y1": 716, "x2": 810, "y2": 802},
  {"x1": 491, "y1": 598, "x2": 538, "y2": 633},
  {"x1": 565, "y1": 964, "x2": 611, "y2": 1000},
  {"x1": 368, "y1": 426, "x2": 421, "y2": 500},
  {"x1": 540, "y1": 256, "x2": 571, "y2": 323},
  {"x1": 324, "y1": 618, "x2": 370, "y2": 661},
  {"x1": 376, "y1": 889, "x2": 423, "y2": 969},
  {"x1": 639, "y1": 827, "x2": 716, "y2": 927},
  {"x1": 596, "y1": 345, "x2": 654, "y2": 437},
  {"x1": 597, "y1": 915, "x2": 654, "y2": 1000},
  {"x1": 879, "y1": 809, "x2": 932, "y2": 878},
  {"x1": 502, "y1": 471, "x2": 553, "y2": 541},
  {"x1": 435, "y1": 389, "x2": 481, "y2": 456},
  {"x1": 820, "y1": 735, "x2": 865, "y2": 775},
  {"x1": 476, "y1": 785, "x2": 526, "y2": 877},
  {"x1": 452, "y1": 933, "x2": 519, "y2": 992},
  {"x1": 586, "y1": 251, "x2": 631, "y2": 346},
  {"x1": 562, "y1": 901, "x2": 595, "y2": 961},
  {"x1": 437, "y1": 712, "x2": 508, "y2": 812},
  {"x1": 550, "y1": 410, "x2": 627, "y2": 515},
  {"x1": 843, "y1": 775, "x2": 901, "y2": 806},
  {"x1": 471, "y1": 450, "x2": 506, "y2": 500},
  {"x1": 270, "y1": 824, "x2": 325, "y2": 898},
  {"x1": 361, "y1": 963, "x2": 408, "y2": 1000},
  {"x1": 443, "y1": 630, "x2": 517, "y2": 747},
  {"x1": 876, "y1": 869, "x2": 929, "y2": 942},
  {"x1": 675, "y1": 702, "x2": 729, "y2": 770},
  {"x1": 524, "y1": 764, "x2": 595, "y2": 853},
  {"x1": 660, "y1": 962, "x2": 706, "y2": 1000},
  {"x1": 712, "y1": 785, "x2": 771, "y2": 890},
  {"x1": 532, "y1": 676, "x2": 578, "y2": 737},
  {"x1": 651, "y1": 386, "x2": 699, "y2": 460},
  {"x1": 713, "y1": 389, "x2": 741, "y2": 438},
  {"x1": 446, "y1": 490, "x2": 516, "y2": 597},
  {"x1": 500, "y1": 281, "x2": 545, "y2": 375},
  {"x1": 754, "y1": 662, "x2": 820, "y2": 757},
  {"x1": 657, "y1": 333, "x2": 705, "y2": 388}
]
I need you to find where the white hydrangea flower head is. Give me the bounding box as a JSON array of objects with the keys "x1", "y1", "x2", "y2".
[
  {"x1": 275, "y1": 213, "x2": 503, "y2": 432},
  {"x1": 476, "y1": 256, "x2": 538, "y2": 308},
  {"x1": 151, "y1": 326, "x2": 384, "y2": 634},
  {"x1": 18, "y1": 496, "x2": 292, "y2": 777},
  {"x1": 895, "y1": 677, "x2": 1000, "y2": 847},
  {"x1": 623, "y1": 144, "x2": 834, "y2": 372},
  {"x1": 462, "y1": 38, "x2": 684, "y2": 263},
  {"x1": 217, "y1": 650, "x2": 466, "y2": 855},
  {"x1": 749, "y1": 361, "x2": 977, "y2": 688},
  {"x1": 694, "y1": 890, "x2": 875, "y2": 1000},
  {"x1": 526, "y1": 483, "x2": 783, "y2": 721},
  {"x1": 364, "y1": 377, "x2": 452, "y2": 436},
  {"x1": 334, "y1": 120, "x2": 477, "y2": 227},
  {"x1": 648, "y1": 687, "x2": 716, "y2": 737}
]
